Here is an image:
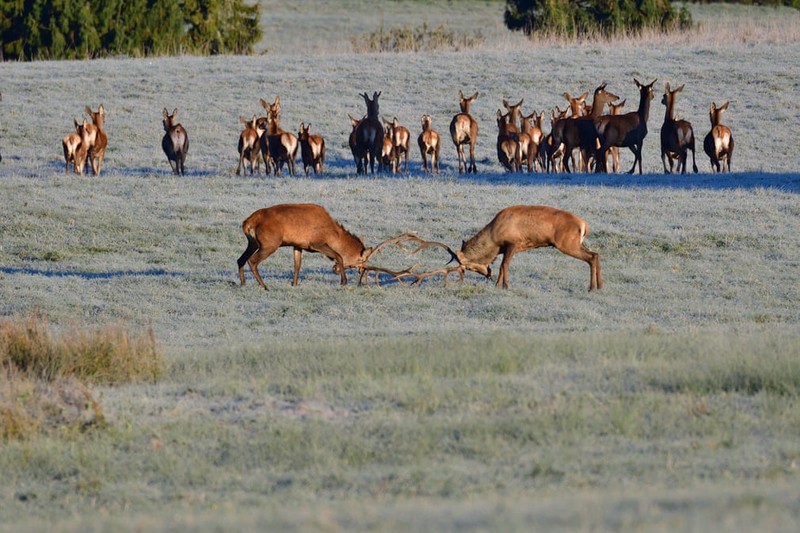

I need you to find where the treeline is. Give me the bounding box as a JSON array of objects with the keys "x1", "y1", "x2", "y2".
[{"x1": 0, "y1": 0, "x2": 262, "y2": 61}]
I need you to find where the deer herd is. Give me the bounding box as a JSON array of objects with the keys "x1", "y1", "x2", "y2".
[{"x1": 50, "y1": 80, "x2": 734, "y2": 292}]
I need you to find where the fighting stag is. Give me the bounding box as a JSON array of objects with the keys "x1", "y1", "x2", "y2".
[
  {"x1": 237, "y1": 203, "x2": 373, "y2": 290},
  {"x1": 162, "y1": 108, "x2": 189, "y2": 175},
  {"x1": 450, "y1": 90, "x2": 479, "y2": 173},
  {"x1": 455, "y1": 205, "x2": 602, "y2": 291},
  {"x1": 703, "y1": 101, "x2": 734, "y2": 172},
  {"x1": 660, "y1": 83, "x2": 698, "y2": 174}
]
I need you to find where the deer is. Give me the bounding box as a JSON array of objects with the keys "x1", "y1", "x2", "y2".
[
  {"x1": 161, "y1": 108, "x2": 189, "y2": 176},
  {"x1": 454, "y1": 205, "x2": 602, "y2": 291},
  {"x1": 354, "y1": 91, "x2": 385, "y2": 174},
  {"x1": 298, "y1": 122, "x2": 325, "y2": 176},
  {"x1": 518, "y1": 110, "x2": 545, "y2": 173},
  {"x1": 553, "y1": 83, "x2": 619, "y2": 173},
  {"x1": 660, "y1": 83, "x2": 698, "y2": 174},
  {"x1": 418, "y1": 114, "x2": 440, "y2": 174},
  {"x1": 348, "y1": 114, "x2": 368, "y2": 174},
  {"x1": 703, "y1": 101, "x2": 734, "y2": 172},
  {"x1": 260, "y1": 96, "x2": 298, "y2": 176},
  {"x1": 62, "y1": 118, "x2": 90, "y2": 175},
  {"x1": 606, "y1": 99, "x2": 626, "y2": 172},
  {"x1": 549, "y1": 92, "x2": 588, "y2": 172},
  {"x1": 383, "y1": 116, "x2": 410, "y2": 173},
  {"x1": 450, "y1": 90, "x2": 479, "y2": 173},
  {"x1": 544, "y1": 106, "x2": 569, "y2": 173},
  {"x1": 502, "y1": 98, "x2": 524, "y2": 134},
  {"x1": 84, "y1": 104, "x2": 107, "y2": 176},
  {"x1": 381, "y1": 122, "x2": 396, "y2": 173},
  {"x1": 496, "y1": 109, "x2": 520, "y2": 172},
  {"x1": 594, "y1": 78, "x2": 657, "y2": 174},
  {"x1": 236, "y1": 115, "x2": 264, "y2": 176},
  {"x1": 237, "y1": 203, "x2": 373, "y2": 290}
]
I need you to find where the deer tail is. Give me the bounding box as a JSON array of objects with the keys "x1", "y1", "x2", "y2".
[{"x1": 237, "y1": 218, "x2": 260, "y2": 269}]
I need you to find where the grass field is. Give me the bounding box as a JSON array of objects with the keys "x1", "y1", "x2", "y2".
[{"x1": 2, "y1": 2, "x2": 800, "y2": 531}]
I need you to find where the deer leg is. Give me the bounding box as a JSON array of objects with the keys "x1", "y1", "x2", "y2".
[
  {"x1": 469, "y1": 140, "x2": 477, "y2": 173},
  {"x1": 292, "y1": 248, "x2": 302, "y2": 286},
  {"x1": 245, "y1": 242, "x2": 279, "y2": 290},
  {"x1": 497, "y1": 245, "x2": 517, "y2": 289},
  {"x1": 691, "y1": 145, "x2": 698, "y2": 174},
  {"x1": 626, "y1": 146, "x2": 639, "y2": 174}
]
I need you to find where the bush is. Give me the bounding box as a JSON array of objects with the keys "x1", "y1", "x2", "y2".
[
  {"x1": 0, "y1": 0, "x2": 262, "y2": 60},
  {"x1": 351, "y1": 23, "x2": 484, "y2": 53},
  {"x1": 504, "y1": 0, "x2": 693, "y2": 37}
]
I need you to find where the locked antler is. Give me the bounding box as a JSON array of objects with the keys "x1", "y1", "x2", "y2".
[{"x1": 358, "y1": 232, "x2": 465, "y2": 287}]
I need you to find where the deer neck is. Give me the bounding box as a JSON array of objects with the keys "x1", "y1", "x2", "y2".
[{"x1": 460, "y1": 229, "x2": 501, "y2": 267}]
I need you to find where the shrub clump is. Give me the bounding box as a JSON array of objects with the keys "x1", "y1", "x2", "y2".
[
  {"x1": 504, "y1": 0, "x2": 692, "y2": 38},
  {"x1": 1, "y1": 311, "x2": 164, "y2": 440},
  {"x1": 351, "y1": 23, "x2": 484, "y2": 53}
]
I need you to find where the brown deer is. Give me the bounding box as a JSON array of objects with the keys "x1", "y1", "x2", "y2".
[
  {"x1": 84, "y1": 104, "x2": 107, "y2": 176},
  {"x1": 544, "y1": 106, "x2": 569, "y2": 173},
  {"x1": 450, "y1": 90, "x2": 479, "y2": 173},
  {"x1": 237, "y1": 203, "x2": 373, "y2": 289},
  {"x1": 703, "y1": 101, "x2": 734, "y2": 172},
  {"x1": 62, "y1": 118, "x2": 90, "y2": 175},
  {"x1": 260, "y1": 96, "x2": 298, "y2": 176},
  {"x1": 496, "y1": 109, "x2": 520, "y2": 172},
  {"x1": 354, "y1": 91, "x2": 385, "y2": 174},
  {"x1": 518, "y1": 110, "x2": 545, "y2": 173},
  {"x1": 594, "y1": 78, "x2": 657, "y2": 174},
  {"x1": 418, "y1": 114, "x2": 440, "y2": 174},
  {"x1": 236, "y1": 115, "x2": 264, "y2": 175},
  {"x1": 502, "y1": 98, "x2": 524, "y2": 134},
  {"x1": 554, "y1": 84, "x2": 619, "y2": 173},
  {"x1": 162, "y1": 108, "x2": 189, "y2": 176},
  {"x1": 549, "y1": 92, "x2": 588, "y2": 172},
  {"x1": 381, "y1": 123, "x2": 396, "y2": 173},
  {"x1": 606, "y1": 99, "x2": 626, "y2": 172},
  {"x1": 660, "y1": 83, "x2": 698, "y2": 174},
  {"x1": 348, "y1": 114, "x2": 368, "y2": 174},
  {"x1": 455, "y1": 205, "x2": 602, "y2": 291},
  {"x1": 298, "y1": 122, "x2": 325, "y2": 176},
  {"x1": 383, "y1": 117, "x2": 410, "y2": 173}
]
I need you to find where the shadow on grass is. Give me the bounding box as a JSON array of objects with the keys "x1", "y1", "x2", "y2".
[{"x1": 0, "y1": 267, "x2": 183, "y2": 280}]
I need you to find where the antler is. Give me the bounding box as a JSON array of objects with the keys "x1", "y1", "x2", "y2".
[{"x1": 359, "y1": 232, "x2": 464, "y2": 287}]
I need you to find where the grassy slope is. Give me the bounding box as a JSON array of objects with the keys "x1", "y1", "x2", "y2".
[{"x1": 2, "y1": 3, "x2": 800, "y2": 531}]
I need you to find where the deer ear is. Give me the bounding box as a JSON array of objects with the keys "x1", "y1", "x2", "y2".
[
  {"x1": 172, "y1": 108, "x2": 178, "y2": 117},
  {"x1": 98, "y1": 104, "x2": 105, "y2": 114},
  {"x1": 675, "y1": 84, "x2": 684, "y2": 93},
  {"x1": 720, "y1": 101, "x2": 729, "y2": 111},
  {"x1": 461, "y1": 240, "x2": 467, "y2": 250}
]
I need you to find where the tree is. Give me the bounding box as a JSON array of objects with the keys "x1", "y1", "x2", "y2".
[{"x1": 0, "y1": 0, "x2": 263, "y2": 60}]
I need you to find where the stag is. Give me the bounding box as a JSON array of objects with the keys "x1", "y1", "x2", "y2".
[
  {"x1": 660, "y1": 83, "x2": 698, "y2": 174},
  {"x1": 162, "y1": 108, "x2": 189, "y2": 176},
  {"x1": 236, "y1": 115, "x2": 264, "y2": 176},
  {"x1": 594, "y1": 78, "x2": 657, "y2": 174},
  {"x1": 298, "y1": 122, "x2": 325, "y2": 176},
  {"x1": 354, "y1": 91, "x2": 384, "y2": 174},
  {"x1": 418, "y1": 114, "x2": 440, "y2": 174},
  {"x1": 84, "y1": 104, "x2": 107, "y2": 176},
  {"x1": 260, "y1": 96, "x2": 298, "y2": 176},
  {"x1": 703, "y1": 101, "x2": 734, "y2": 172},
  {"x1": 456, "y1": 205, "x2": 602, "y2": 291},
  {"x1": 237, "y1": 203, "x2": 373, "y2": 289},
  {"x1": 450, "y1": 90, "x2": 479, "y2": 173}
]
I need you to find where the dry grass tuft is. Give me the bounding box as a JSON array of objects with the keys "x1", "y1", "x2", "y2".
[
  {"x1": 0, "y1": 311, "x2": 163, "y2": 440},
  {"x1": 0, "y1": 310, "x2": 163, "y2": 385}
]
